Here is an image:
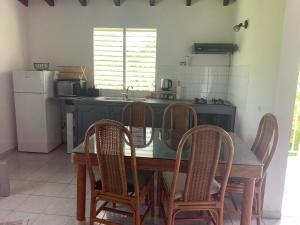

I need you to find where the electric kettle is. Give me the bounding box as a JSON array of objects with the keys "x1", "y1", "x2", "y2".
[{"x1": 161, "y1": 79, "x2": 172, "y2": 91}]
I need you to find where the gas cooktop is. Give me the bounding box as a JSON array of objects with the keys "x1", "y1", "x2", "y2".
[{"x1": 193, "y1": 98, "x2": 231, "y2": 105}]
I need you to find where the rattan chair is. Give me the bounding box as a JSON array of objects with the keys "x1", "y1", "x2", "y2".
[
  {"x1": 158, "y1": 103, "x2": 198, "y2": 206},
  {"x1": 158, "y1": 125, "x2": 234, "y2": 225},
  {"x1": 226, "y1": 113, "x2": 278, "y2": 225},
  {"x1": 162, "y1": 103, "x2": 198, "y2": 130},
  {"x1": 121, "y1": 101, "x2": 155, "y2": 129},
  {"x1": 84, "y1": 119, "x2": 155, "y2": 225}
]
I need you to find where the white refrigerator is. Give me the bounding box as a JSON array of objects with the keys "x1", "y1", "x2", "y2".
[{"x1": 13, "y1": 71, "x2": 61, "y2": 153}]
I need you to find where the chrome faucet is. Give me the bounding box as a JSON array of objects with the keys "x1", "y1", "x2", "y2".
[{"x1": 122, "y1": 86, "x2": 133, "y2": 101}]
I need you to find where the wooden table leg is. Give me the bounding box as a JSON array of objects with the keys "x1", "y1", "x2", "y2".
[
  {"x1": 240, "y1": 178, "x2": 255, "y2": 225},
  {"x1": 77, "y1": 164, "x2": 86, "y2": 222}
]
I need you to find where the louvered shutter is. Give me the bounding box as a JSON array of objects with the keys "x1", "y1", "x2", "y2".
[
  {"x1": 125, "y1": 29, "x2": 156, "y2": 91},
  {"x1": 94, "y1": 28, "x2": 124, "y2": 90},
  {"x1": 93, "y1": 28, "x2": 157, "y2": 91}
]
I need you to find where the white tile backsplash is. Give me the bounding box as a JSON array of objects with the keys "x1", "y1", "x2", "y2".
[
  {"x1": 156, "y1": 57, "x2": 230, "y2": 100},
  {"x1": 209, "y1": 66, "x2": 230, "y2": 75},
  {"x1": 192, "y1": 66, "x2": 209, "y2": 76},
  {"x1": 191, "y1": 54, "x2": 230, "y2": 66},
  {"x1": 100, "y1": 55, "x2": 230, "y2": 100}
]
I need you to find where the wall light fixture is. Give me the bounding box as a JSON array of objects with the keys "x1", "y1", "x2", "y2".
[{"x1": 233, "y1": 20, "x2": 249, "y2": 32}]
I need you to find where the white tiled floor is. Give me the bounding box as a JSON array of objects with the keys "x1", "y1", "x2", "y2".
[{"x1": 0, "y1": 146, "x2": 296, "y2": 225}]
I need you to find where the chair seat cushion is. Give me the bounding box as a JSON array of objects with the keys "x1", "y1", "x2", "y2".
[
  {"x1": 162, "y1": 172, "x2": 220, "y2": 200},
  {"x1": 95, "y1": 170, "x2": 153, "y2": 193},
  {"x1": 228, "y1": 177, "x2": 244, "y2": 184}
]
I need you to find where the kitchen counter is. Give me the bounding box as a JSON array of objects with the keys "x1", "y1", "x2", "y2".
[
  {"x1": 54, "y1": 96, "x2": 234, "y2": 107},
  {"x1": 66, "y1": 96, "x2": 236, "y2": 145}
]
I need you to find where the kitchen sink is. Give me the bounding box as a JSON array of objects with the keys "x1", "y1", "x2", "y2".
[
  {"x1": 128, "y1": 98, "x2": 147, "y2": 102},
  {"x1": 102, "y1": 97, "x2": 147, "y2": 102},
  {"x1": 103, "y1": 97, "x2": 125, "y2": 101}
]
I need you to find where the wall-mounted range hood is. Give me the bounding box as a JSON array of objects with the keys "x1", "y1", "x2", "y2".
[{"x1": 193, "y1": 43, "x2": 238, "y2": 54}]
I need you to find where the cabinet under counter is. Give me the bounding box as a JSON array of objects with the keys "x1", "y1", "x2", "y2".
[{"x1": 71, "y1": 98, "x2": 236, "y2": 146}]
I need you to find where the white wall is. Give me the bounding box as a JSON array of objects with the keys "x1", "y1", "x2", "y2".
[
  {"x1": 228, "y1": 0, "x2": 286, "y2": 217},
  {"x1": 26, "y1": 0, "x2": 235, "y2": 99},
  {"x1": 0, "y1": 0, "x2": 28, "y2": 154}
]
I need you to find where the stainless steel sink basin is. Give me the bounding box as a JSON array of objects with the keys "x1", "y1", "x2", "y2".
[
  {"x1": 103, "y1": 97, "x2": 125, "y2": 101},
  {"x1": 128, "y1": 98, "x2": 147, "y2": 102},
  {"x1": 102, "y1": 97, "x2": 147, "y2": 102}
]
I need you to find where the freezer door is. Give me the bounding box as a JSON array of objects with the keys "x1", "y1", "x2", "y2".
[
  {"x1": 14, "y1": 93, "x2": 49, "y2": 153},
  {"x1": 13, "y1": 71, "x2": 53, "y2": 94}
]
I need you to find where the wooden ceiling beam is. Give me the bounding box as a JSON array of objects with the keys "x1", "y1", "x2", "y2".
[
  {"x1": 45, "y1": 0, "x2": 55, "y2": 6},
  {"x1": 18, "y1": 0, "x2": 29, "y2": 6},
  {"x1": 113, "y1": 0, "x2": 121, "y2": 6},
  {"x1": 78, "y1": 0, "x2": 87, "y2": 6},
  {"x1": 149, "y1": 0, "x2": 155, "y2": 6},
  {"x1": 223, "y1": 0, "x2": 230, "y2": 6},
  {"x1": 186, "y1": 0, "x2": 191, "y2": 6}
]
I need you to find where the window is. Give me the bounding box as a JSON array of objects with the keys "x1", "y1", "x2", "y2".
[{"x1": 93, "y1": 28, "x2": 157, "y2": 91}]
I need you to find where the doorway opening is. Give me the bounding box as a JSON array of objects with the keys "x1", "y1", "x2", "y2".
[{"x1": 282, "y1": 72, "x2": 300, "y2": 219}]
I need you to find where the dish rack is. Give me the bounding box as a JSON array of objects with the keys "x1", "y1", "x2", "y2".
[{"x1": 57, "y1": 66, "x2": 87, "y2": 80}]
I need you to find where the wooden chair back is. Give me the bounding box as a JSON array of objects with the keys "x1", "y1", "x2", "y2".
[
  {"x1": 83, "y1": 120, "x2": 139, "y2": 198},
  {"x1": 251, "y1": 113, "x2": 278, "y2": 178},
  {"x1": 162, "y1": 103, "x2": 197, "y2": 130},
  {"x1": 170, "y1": 125, "x2": 234, "y2": 202},
  {"x1": 121, "y1": 102, "x2": 155, "y2": 128}
]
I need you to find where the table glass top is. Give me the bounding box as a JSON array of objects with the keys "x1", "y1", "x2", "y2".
[{"x1": 72, "y1": 127, "x2": 262, "y2": 166}]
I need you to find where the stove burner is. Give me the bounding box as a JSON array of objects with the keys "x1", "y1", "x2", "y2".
[
  {"x1": 211, "y1": 98, "x2": 225, "y2": 105},
  {"x1": 193, "y1": 98, "x2": 207, "y2": 104},
  {"x1": 193, "y1": 98, "x2": 226, "y2": 105}
]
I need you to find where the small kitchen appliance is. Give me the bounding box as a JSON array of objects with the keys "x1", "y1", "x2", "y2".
[
  {"x1": 160, "y1": 79, "x2": 173, "y2": 91},
  {"x1": 55, "y1": 79, "x2": 86, "y2": 97}
]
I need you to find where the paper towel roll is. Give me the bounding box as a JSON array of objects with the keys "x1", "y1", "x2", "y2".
[{"x1": 176, "y1": 82, "x2": 182, "y2": 100}]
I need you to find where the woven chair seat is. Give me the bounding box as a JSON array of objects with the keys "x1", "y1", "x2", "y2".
[
  {"x1": 162, "y1": 172, "x2": 221, "y2": 200},
  {"x1": 228, "y1": 177, "x2": 244, "y2": 184},
  {"x1": 95, "y1": 170, "x2": 154, "y2": 193},
  {"x1": 227, "y1": 177, "x2": 261, "y2": 186}
]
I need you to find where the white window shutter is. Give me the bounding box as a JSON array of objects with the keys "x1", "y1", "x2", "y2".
[
  {"x1": 125, "y1": 29, "x2": 156, "y2": 91},
  {"x1": 94, "y1": 28, "x2": 157, "y2": 91},
  {"x1": 94, "y1": 28, "x2": 124, "y2": 90}
]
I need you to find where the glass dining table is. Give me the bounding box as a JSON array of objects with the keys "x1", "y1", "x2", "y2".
[{"x1": 71, "y1": 127, "x2": 263, "y2": 225}]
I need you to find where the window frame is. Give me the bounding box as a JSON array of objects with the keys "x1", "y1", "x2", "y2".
[{"x1": 93, "y1": 27, "x2": 157, "y2": 91}]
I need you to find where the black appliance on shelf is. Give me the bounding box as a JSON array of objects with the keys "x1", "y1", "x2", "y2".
[
  {"x1": 55, "y1": 79, "x2": 87, "y2": 97},
  {"x1": 193, "y1": 43, "x2": 238, "y2": 54}
]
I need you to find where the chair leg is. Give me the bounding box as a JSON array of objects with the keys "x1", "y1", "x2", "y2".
[
  {"x1": 151, "y1": 178, "x2": 155, "y2": 216},
  {"x1": 218, "y1": 208, "x2": 223, "y2": 225},
  {"x1": 256, "y1": 193, "x2": 262, "y2": 225},
  {"x1": 90, "y1": 195, "x2": 96, "y2": 225},
  {"x1": 167, "y1": 211, "x2": 173, "y2": 225},
  {"x1": 134, "y1": 210, "x2": 141, "y2": 225},
  {"x1": 171, "y1": 213, "x2": 176, "y2": 225},
  {"x1": 261, "y1": 178, "x2": 266, "y2": 210},
  {"x1": 157, "y1": 172, "x2": 161, "y2": 206},
  {"x1": 158, "y1": 174, "x2": 163, "y2": 217}
]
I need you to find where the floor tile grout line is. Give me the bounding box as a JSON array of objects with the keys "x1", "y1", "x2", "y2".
[{"x1": 11, "y1": 209, "x2": 76, "y2": 218}]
